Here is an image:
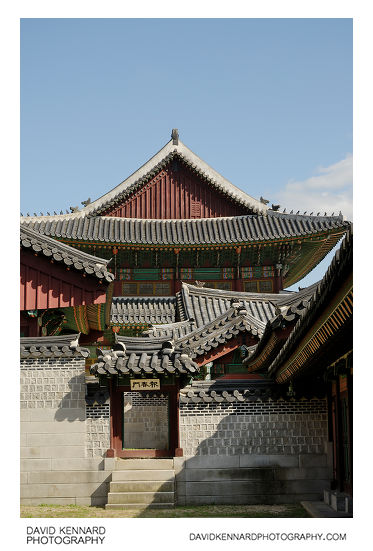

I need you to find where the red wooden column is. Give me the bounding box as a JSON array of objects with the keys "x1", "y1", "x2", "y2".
[{"x1": 274, "y1": 264, "x2": 284, "y2": 292}]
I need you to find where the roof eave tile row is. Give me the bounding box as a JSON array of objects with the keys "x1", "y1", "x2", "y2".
[
  {"x1": 21, "y1": 225, "x2": 114, "y2": 284},
  {"x1": 20, "y1": 333, "x2": 90, "y2": 359},
  {"x1": 242, "y1": 281, "x2": 323, "y2": 369},
  {"x1": 180, "y1": 387, "x2": 279, "y2": 403},
  {"x1": 267, "y1": 228, "x2": 353, "y2": 377},
  {"x1": 20, "y1": 213, "x2": 350, "y2": 246},
  {"x1": 111, "y1": 296, "x2": 177, "y2": 325},
  {"x1": 90, "y1": 341, "x2": 199, "y2": 376}
]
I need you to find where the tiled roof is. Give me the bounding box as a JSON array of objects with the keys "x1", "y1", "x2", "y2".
[
  {"x1": 179, "y1": 283, "x2": 278, "y2": 326},
  {"x1": 271, "y1": 281, "x2": 320, "y2": 323},
  {"x1": 111, "y1": 296, "x2": 177, "y2": 325},
  {"x1": 20, "y1": 333, "x2": 90, "y2": 358},
  {"x1": 242, "y1": 281, "x2": 320, "y2": 371},
  {"x1": 180, "y1": 377, "x2": 326, "y2": 403},
  {"x1": 268, "y1": 228, "x2": 353, "y2": 378},
  {"x1": 20, "y1": 211, "x2": 348, "y2": 246},
  {"x1": 180, "y1": 379, "x2": 278, "y2": 403},
  {"x1": 21, "y1": 225, "x2": 114, "y2": 284},
  {"x1": 74, "y1": 137, "x2": 269, "y2": 216},
  {"x1": 175, "y1": 305, "x2": 266, "y2": 359},
  {"x1": 143, "y1": 319, "x2": 197, "y2": 340},
  {"x1": 90, "y1": 337, "x2": 199, "y2": 376}
]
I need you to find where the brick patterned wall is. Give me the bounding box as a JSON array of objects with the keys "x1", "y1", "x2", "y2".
[
  {"x1": 20, "y1": 356, "x2": 112, "y2": 459},
  {"x1": 85, "y1": 404, "x2": 110, "y2": 457},
  {"x1": 20, "y1": 357, "x2": 86, "y2": 409},
  {"x1": 179, "y1": 399, "x2": 328, "y2": 457}
]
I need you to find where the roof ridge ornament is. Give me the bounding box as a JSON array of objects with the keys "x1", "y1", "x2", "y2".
[{"x1": 171, "y1": 128, "x2": 179, "y2": 145}]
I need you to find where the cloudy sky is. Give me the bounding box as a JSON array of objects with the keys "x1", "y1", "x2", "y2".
[
  {"x1": 276, "y1": 153, "x2": 353, "y2": 221},
  {"x1": 20, "y1": 18, "x2": 352, "y2": 289}
]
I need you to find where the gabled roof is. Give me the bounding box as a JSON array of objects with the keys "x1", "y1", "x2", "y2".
[
  {"x1": 21, "y1": 225, "x2": 114, "y2": 284},
  {"x1": 79, "y1": 136, "x2": 268, "y2": 217},
  {"x1": 174, "y1": 304, "x2": 265, "y2": 359}
]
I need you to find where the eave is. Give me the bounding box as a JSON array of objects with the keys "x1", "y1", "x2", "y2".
[{"x1": 268, "y1": 229, "x2": 353, "y2": 383}]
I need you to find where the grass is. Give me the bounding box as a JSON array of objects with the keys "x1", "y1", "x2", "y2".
[{"x1": 21, "y1": 503, "x2": 310, "y2": 518}]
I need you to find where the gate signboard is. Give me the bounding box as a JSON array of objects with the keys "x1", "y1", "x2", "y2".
[{"x1": 130, "y1": 379, "x2": 160, "y2": 391}]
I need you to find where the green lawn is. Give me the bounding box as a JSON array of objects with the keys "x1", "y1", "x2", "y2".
[{"x1": 21, "y1": 503, "x2": 309, "y2": 518}]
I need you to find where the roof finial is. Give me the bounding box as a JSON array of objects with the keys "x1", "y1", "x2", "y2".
[{"x1": 171, "y1": 128, "x2": 179, "y2": 145}]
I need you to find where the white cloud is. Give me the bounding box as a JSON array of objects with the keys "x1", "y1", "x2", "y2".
[{"x1": 275, "y1": 154, "x2": 353, "y2": 220}]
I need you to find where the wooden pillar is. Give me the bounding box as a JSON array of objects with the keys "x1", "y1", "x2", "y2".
[{"x1": 274, "y1": 264, "x2": 284, "y2": 292}]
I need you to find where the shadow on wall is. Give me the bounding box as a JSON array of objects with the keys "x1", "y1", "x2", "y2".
[
  {"x1": 54, "y1": 374, "x2": 86, "y2": 422},
  {"x1": 101, "y1": 411, "x2": 331, "y2": 514}
]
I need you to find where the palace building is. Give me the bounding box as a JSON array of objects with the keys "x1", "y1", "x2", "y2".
[{"x1": 20, "y1": 130, "x2": 352, "y2": 513}]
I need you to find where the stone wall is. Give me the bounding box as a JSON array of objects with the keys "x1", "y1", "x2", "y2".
[
  {"x1": 21, "y1": 359, "x2": 332, "y2": 506},
  {"x1": 179, "y1": 398, "x2": 327, "y2": 456},
  {"x1": 176, "y1": 398, "x2": 331, "y2": 504},
  {"x1": 20, "y1": 356, "x2": 111, "y2": 506},
  {"x1": 86, "y1": 404, "x2": 110, "y2": 458}
]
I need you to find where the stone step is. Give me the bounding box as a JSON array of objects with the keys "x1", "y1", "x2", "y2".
[
  {"x1": 114, "y1": 459, "x2": 174, "y2": 470},
  {"x1": 112, "y1": 469, "x2": 175, "y2": 482},
  {"x1": 325, "y1": 489, "x2": 352, "y2": 513},
  {"x1": 110, "y1": 481, "x2": 174, "y2": 493},
  {"x1": 105, "y1": 502, "x2": 174, "y2": 510},
  {"x1": 107, "y1": 491, "x2": 175, "y2": 505}
]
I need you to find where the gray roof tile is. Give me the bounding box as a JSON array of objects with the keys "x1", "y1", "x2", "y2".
[
  {"x1": 21, "y1": 225, "x2": 114, "y2": 284},
  {"x1": 90, "y1": 338, "x2": 199, "y2": 376},
  {"x1": 20, "y1": 211, "x2": 349, "y2": 246},
  {"x1": 111, "y1": 297, "x2": 177, "y2": 325},
  {"x1": 21, "y1": 333, "x2": 89, "y2": 358}
]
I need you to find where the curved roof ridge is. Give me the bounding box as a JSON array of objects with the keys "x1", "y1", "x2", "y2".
[
  {"x1": 20, "y1": 210, "x2": 346, "y2": 224},
  {"x1": 74, "y1": 138, "x2": 268, "y2": 217},
  {"x1": 274, "y1": 281, "x2": 320, "y2": 307},
  {"x1": 181, "y1": 282, "x2": 284, "y2": 303}
]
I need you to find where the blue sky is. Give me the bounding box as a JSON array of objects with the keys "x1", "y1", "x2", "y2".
[{"x1": 20, "y1": 18, "x2": 352, "y2": 289}]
